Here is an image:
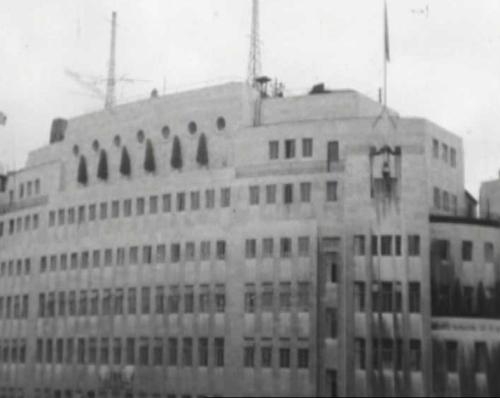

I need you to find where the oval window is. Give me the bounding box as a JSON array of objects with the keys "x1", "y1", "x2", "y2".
[
  {"x1": 188, "y1": 121, "x2": 197, "y2": 134},
  {"x1": 162, "y1": 125, "x2": 170, "y2": 139},
  {"x1": 216, "y1": 117, "x2": 226, "y2": 131},
  {"x1": 114, "y1": 135, "x2": 121, "y2": 147},
  {"x1": 73, "y1": 145, "x2": 80, "y2": 156},
  {"x1": 92, "y1": 140, "x2": 100, "y2": 152},
  {"x1": 137, "y1": 130, "x2": 145, "y2": 143}
]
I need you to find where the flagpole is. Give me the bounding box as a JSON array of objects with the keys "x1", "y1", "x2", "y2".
[{"x1": 383, "y1": 0, "x2": 388, "y2": 108}]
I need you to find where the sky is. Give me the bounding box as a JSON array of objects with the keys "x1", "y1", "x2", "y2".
[{"x1": 0, "y1": 0, "x2": 499, "y2": 195}]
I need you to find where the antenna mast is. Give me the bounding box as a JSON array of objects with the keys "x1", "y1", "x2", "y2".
[
  {"x1": 247, "y1": 0, "x2": 261, "y2": 87},
  {"x1": 105, "y1": 11, "x2": 117, "y2": 110}
]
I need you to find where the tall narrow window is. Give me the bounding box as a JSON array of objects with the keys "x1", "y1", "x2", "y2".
[
  {"x1": 326, "y1": 181, "x2": 338, "y2": 202},
  {"x1": 284, "y1": 184, "x2": 293, "y2": 204},
  {"x1": 249, "y1": 186, "x2": 260, "y2": 205},
  {"x1": 269, "y1": 141, "x2": 279, "y2": 160},
  {"x1": 285, "y1": 140, "x2": 295, "y2": 159},
  {"x1": 300, "y1": 182, "x2": 311, "y2": 203},
  {"x1": 302, "y1": 138, "x2": 313, "y2": 157}
]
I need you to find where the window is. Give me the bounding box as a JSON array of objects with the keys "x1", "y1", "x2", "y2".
[
  {"x1": 283, "y1": 184, "x2": 293, "y2": 204},
  {"x1": 77, "y1": 338, "x2": 85, "y2": 364},
  {"x1": 442, "y1": 143, "x2": 449, "y2": 163},
  {"x1": 262, "y1": 283, "x2": 273, "y2": 312},
  {"x1": 450, "y1": 148, "x2": 457, "y2": 168},
  {"x1": 298, "y1": 282, "x2": 310, "y2": 311},
  {"x1": 410, "y1": 340, "x2": 421, "y2": 371},
  {"x1": 327, "y1": 141, "x2": 339, "y2": 167},
  {"x1": 127, "y1": 288, "x2": 137, "y2": 314},
  {"x1": 162, "y1": 194, "x2": 171, "y2": 212},
  {"x1": 114, "y1": 338, "x2": 122, "y2": 365},
  {"x1": 462, "y1": 241, "x2": 473, "y2": 261},
  {"x1": 215, "y1": 338, "x2": 224, "y2": 367},
  {"x1": 171, "y1": 243, "x2": 181, "y2": 263},
  {"x1": 298, "y1": 347, "x2": 309, "y2": 369},
  {"x1": 78, "y1": 206, "x2": 86, "y2": 223},
  {"x1": 215, "y1": 285, "x2": 225, "y2": 313},
  {"x1": 249, "y1": 186, "x2": 260, "y2": 205},
  {"x1": 354, "y1": 282, "x2": 365, "y2": 311},
  {"x1": 139, "y1": 337, "x2": 149, "y2": 366},
  {"x1": 100, "y1": 338, "x2": 109, "y2": 365},
  {"x1": 409, "y1": 283, "x2": 420, "y2": 313},
  {"x1": 58, "y1": 209, "x2": 65, "y2": 225},
  {"x1": 184, "y1": 286, "x2": 194, "y2": 313},
  {"x1": 155, "y1": 286, "x2": 164, "y2": 314},
  {"x1": 446, "y1": 341, "x2": 458, "y2": 373},
  {"x1": 49, "y1": 211, "x2": 55, "y2": 227},
  {"x1": 200, "y1": 241, "x2": 211, "y2": 260},
  {"x1": 199, "y1": 285, "x2": 210, "y2": 313},
  {"x1": 381, "y1": 235, "x2": 392, "y2": 256},
  {"x1": 182, "y1": 338, "x2": 193, "y2": 367},
  {"x1": 452, "y1": 195, "x2": 458, "y2": 214},
  {"x1": 434, "y1": 187, "x2": 441, "y2": 209},
  {"x1": 279, "y1": 283, "x2": 291, "y2": 312},
  {"x1": 381, "y1": 339, "x2": 393, "y2": 369},
  {"x1": 433, "y1": 139, "x2": 439, "y2": 158},
  {"x1": 136, "y1": 197, "x2": 145, "y2": 215},
  {"x1": 244, "y1": 284, "x2": 256, "y2": 313},
  {"x1": 279, "y1": 344, "x2": 290, "y2": 368},
  {"x1": 280, "y1": 237, "x2": 292, "y2": 257},
  {"x1": 326, "y1": 181, "x2": 338, "y2": 202},
  {"x1": 153, "y1": 337, "x2": 163, "y2": 366},
  {"x1": 190, "y1": 192, "x2": 199, "y2": 211},
  {"x1": 475, "y1": 342, "x2": 487, "y2": 373},
  {"x1": 205, "y1": 189, "x2": 215, "y2": 209},
  {"x1": 355, "y1": 339, "x2": 365, "y2": 369},
  {"x1": 300, "y1": 182, "x2": 311, "y2": 203},
  {"x1": 90, "y1": 290, "x2": 99, "y2": 315},
  {"x1": 89, "y1": 338, "x2": 97, "y2": 364},
  {"x1": 261, "y1": 342, "x2": 272, "y2": 368},
  {"x1": 168, "y1": 286, "x2": 180, "y2": 313},
  {"x1": 216, "y1": 240, "x2": 226, "y2": 260},
  {"x1": 395, "y1": 236, "x2": 402, "y2": 256},
  {"x1": 443, "y1": 191, "x2": 449, "y2": 211},
  {"x1": 100, "y1": 202, "x2": 108, "y2": 220},
  {"x1": 485, "y1": 242, "x2": 494, "y2": 263},
  {"x1": 285, "y1": 139, "x2": 296, "y2": 159},
  {"x1": 129, "y1": 247, "x2": 138, "y2": 265},
  {"x1": 143, "y1": 246, "x2": 152, "y2": 264},
  {"x1": 263, "y1": 238, "x2": 274, "y2": 257},
  {"x1": 302, "y1": 138, "x2": 313, "y2": 157},
  {"x1": 265, "y1": 184, "x2": 276, "y2": 204},
  {"x1": 168, "y1": 338, "x2": 178, "y2": 366},
  {"x1": 156, "y1": 244, "x2": 166, "y2": 263},
  {"x1": 221, "y1": 187, "x2": 231, "y2": 207},
  {"x1": 141, "y1": 287, "x2": 150, "y2": 314},
  {"x1": 126, "y1": 338, "x2": 135, "y2": 365},
  {"x1": 245, "y1": 239, "x2": 257, "y2": 259},
  {"x1": 298, "y1": 236, "x2": 310, "y2": 256},
  {"x1": 198, "y1": 338, "x2": 208, "y2": 367},
  {"x1": 176, "y1": 193, "x2": 185, "y2": 212},
  {"x1": 354, "y1": 236, "x2": 365, "y2": 256},
  {"x1": 112, "y1": 200, "x2": 119, "y2": 218},
  {"x1": 408, "y1": 235, "x2": 420, "y2": 256},
  {"x1": 149, "y1": 195, "x2": 158, "y2": 214},
  {"x1": 244, "y1": 339, "x2": 255, "y2": 367},
  {"x1": 123, "y1": 199, "x2": 132, "y2": 217}
]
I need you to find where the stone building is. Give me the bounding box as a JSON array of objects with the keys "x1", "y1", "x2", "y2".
[{"x1": 0, "y1": 81, "x2": 499, "y2": 397}]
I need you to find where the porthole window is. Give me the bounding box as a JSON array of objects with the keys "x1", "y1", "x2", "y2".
[
  {"x1": 137, "y1": 130, "x2": 145, "y2": 143},
  {"x1": 162, "y1": 126, "x2": 170, "y2": 139},
  {"x1": 217, "y1": 117, "x2": 226, "y2": 131},
  {"x1": 188, "y1": 122, "x2": 197, "y2": 135},
  {"x1": 73, "y1": 145, "x2": 80, "y2": 156},
  {"x1": 114, "y1": 135, "x2": 121, "y2": 147},
  {"x1": 92, "y1": 140, "x2": 100, "y2": 152}
]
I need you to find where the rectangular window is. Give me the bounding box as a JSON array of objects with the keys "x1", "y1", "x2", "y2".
[
  {"x1": 381, "y1": 235, "x2": 392, "y2": 256},
  {"x1": 137, "y1": 198, "x2": 145, "y2": 215},
  {"x1": 77, "y1": 338, "x2": 85, "y2": 364},
  {"x1": 326, "y1": 181, "x2": 338, "y2": 202},
  {"x1": 199, "y1": 285, "x2": 210, "y2": 313},
  {"x1": 88, "y1": 337, "x2": 97, "y2": 364},
  {"x1": 153, "y1": 337, "x2": 163, "y2": 366},
  {"x1": 139, "y1": 337, "x2": 149, "y2": 366},
  {"x1": 354, "y1": 282, "x2": 365, "y2": 311},
  {"x1": 126, "y1": 338, "x2": 135, "y2": 365},
  {"x1": 184, "y1": 286, "x2": 194, "y2": 313},
  {"x1": 269, "y1": 141, "x2": 279, "y2": 160},
  {"x1": 475, "y1": 342, "x2": 488, "y2": 373},
  {"x1": 410, "y1": 340, "x2": 421, "y2": 371},
  {"x1": 129, "y1": 246, "x2": 138, "y2": 265},
  {"x1": 249, "y1": 186, "x2": 260, "y2": 205},
  {"x1": 68, "y1": 208, "x2": 75, "y2": 224},
  {"x1": 302, "y1": 138, "x2": 313, "y2": 157},
  {"x1": 284, "y1": 183, "x2": 293, "y2": 204},
  {"x1": 49, "y1": 211, "x2": 56, "y2": 227},
  {"x1": 261, "y1": 342, "x2": 272, "y2": 368},
  {"x1": 190, "y1": 192, "x2": 200, "y2": 211},
  {"x1": 168, "y1": 338, "x2": 178, "y2": 366},
  {"x1": 443, "y1": 191, "x2": 449, "y2": 211},
  {"x1": 298, "y1": 282, "x2": 310, "y2": 311},
  {"x1": 244, "y1": 284, "x2": 256, "y2": 313},
  {"x1": 298, "y1": 347, "x2": 309, "y2": 369},
  {"x1": 298, "y1": 236, "x2": 310, "y2": 256},
  {"x1": 280, "y1": 237, "x2": 292, "y2": 257},
  {"x1": 266, "y1": 184, "x2": 277, "y2": 204},
  {"x1": 431, "y1": 138, "x2": 439, "y2": 158},
  {"x1": 79, "y1": 290, "x2": 88, "y2": 316},
  {"x1": 113, "y1": 338, "x2": 122, "y2": 365},
  {"x1": 279, "y1": 345, "x2": 290, "y2": 368},
  {"x1": 221, "y1": 187, "x2": 231, "y2": 207},
  {"x1": 408, "y1": 235, "x2": 420, "y2": 256},
  {"x1": 58, "y1": 209, "x2": 65, "y2": 225},
  {"x1": 263, "y1": 238, "x2": 274, "y2": 257},
  {"x1": 143, "y1": 246, "x2": 152, "y2": 264},
  {"x1": 92, "y1": 250, "x2": 100, "y2": 268},
  {"x1": 150, "y1": 195, "x2": 158, "y2": 214},
  {"x1": 283, "y1": 139, "x2": 295, "y2": 159},
  {"x1": 68, "y1": 291, "x2": 76, "y2": 316},
  {"x1": 446, "y1": 341, "x2": 458, "y2": 373},
  {"x1": 381, "y1": 339, "x2": 393, "y2": 369},
  {"x1": 462, "y1": 241, "x2": 473, "y2": 261},
  {"x1": 168, "y1": 286, "x2": 180, "y2": 314},
  {"x1": 450, "y1": 148, "x2": 457, "y2": 168},
  {"x1": 127, "y1": 288, "x2": 137, "y2": 315},
  {"x1": 78, "y1": 206, "x2": 86, "y2": 223},
  {"x1": 200, "y1": 241, "x2": 211, "y2": 260},
  {"x1": 171, "y1": 243, "x2": 181, "y2": 263},
  {"x1": 485, "y1": 242, "x2": 494, "y2": 263},
  {"x1": 156, "y1": 244, "x2": 166, "y2": 263},
  {"x1": 354, "y1": 235, "x2": 365, "y2": 256},
  {"x1": 326, "y1": 308, "x2": 338, "y2": 338},
  {"x1": 141, "y1": 287, "x2": 150, "y2": 314},
  {"x1": 66, "y1": 338, "x2": 74, "y2": 364},
  {"x1": 327, "y1": 141, "x2": 339, "y2": 166},
  {"x1": 262, "y1": 283, "x2": 273, "y2": 312},
  {"x1": 409, "y1": 283, "x2": 421, "y2": 313},
  {"x1": 100, "y1": 338, "x2": 109, "y2": 365},
  {"x1": 215, "y1": 338, "x2": 224, "y2": 367},
  {"x1": 155, "y1": 286, "x2": 164, "y2": 314},
  {"x1": 162, "y1": 194, "x2": 171, "y2": 212},
  {"x1": 198, "y1": 338, "x2": 208, "y2": 367},
  {"x1": 434, "y1": 187, "x2": 441, "y2": 209},
  {"x1": 442, "y1": 143, "x2": 449, "y2": 163},
  {"x1": 245, "y1": 239, "x2": 257, "y2": 259},
  {"x1": 300, "y1": 182, "x2": 311, "y2": 203},
  {"x1": 205, "y1": 189, "x2": 215, "y2": 209},
  {"x1": 111, "y1": 200, "x2": 119, "y2": 218},
  {"x1": 216, "y1": 240, "x2": 226, "y2": 260},
  {"x1": 182, "y1": 338, "x2": 193, "y2": 367},
  {"x1": 176, "y1": 192, "x2": 185, "y2": 212},
  {"x1": 279, "y1": 282, "x2": 291, "y2": 312},
  {"x1": 186, "y1": 242, "x2": 196, "y2": 261},
  {"x1": 244, "y1": 339, "x2": 255, "y2": 368},
  {"x1": 116, "y1": 247, "x2": 125, "y2": 266},
  {"x1": 123, "y1": 199, "x2": 132, "y2": 217},
  {"x1": 104, "y1": 249, "x2": 112, "y2": 266},
  {"x1": 355, "y1": 339, "x2": 365, "y2": 369},
  {"x1": 90, "y1": 289, "x2": 99, "y2": 315}
]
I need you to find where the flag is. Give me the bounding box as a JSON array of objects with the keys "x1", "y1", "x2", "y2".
[
  {"x1": 0, "y1": 112, "x2": 6, "y2": 126},
  {"x1": 384, "y1": 1, "x2": 390, "y2": 62}
]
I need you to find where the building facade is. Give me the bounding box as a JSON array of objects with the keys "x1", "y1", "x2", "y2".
[{"x1": 0, "y1": 81, "x2": 499, "y2": 397}]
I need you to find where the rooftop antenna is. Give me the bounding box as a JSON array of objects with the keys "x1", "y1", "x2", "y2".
[
  {"x1": 247, "y1": 0, "x2": 261, "y2": 87},
  {"x1": 105, "y1": 11, "x2": 117, "y2": 110}
]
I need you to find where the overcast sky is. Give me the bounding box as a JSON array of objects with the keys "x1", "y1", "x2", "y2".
[{"x1": 0, "y1": 0, "x2": 499, "y2": 194}]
